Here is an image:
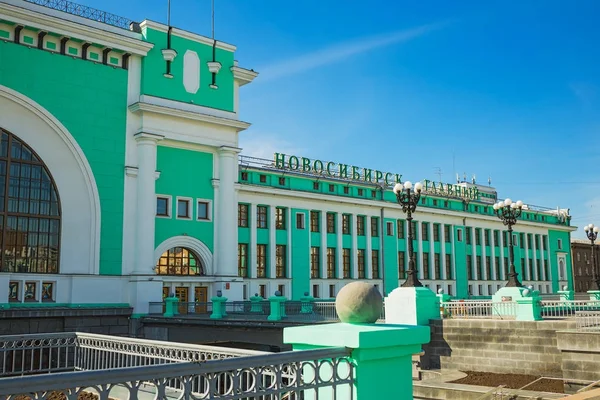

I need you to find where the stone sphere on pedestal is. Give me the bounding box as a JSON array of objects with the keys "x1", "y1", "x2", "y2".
[{"x1": 335, "y1": 282, "x2": 383, "y2": 323}]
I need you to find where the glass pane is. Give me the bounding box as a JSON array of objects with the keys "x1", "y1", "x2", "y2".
[
  {"x1": 156, "y1": 198, "x2": 167, "y2": 215},
  {"x1": 0, "y1": 133, "x2": 8, "y2": 157},
  {"x1": 177, "y1": 200, "x2": 188, "y2": 217},
  {"x1": 10, "y1": 140, "x2": 21, "y2": 159},
  {"x1": 197, "y1": 202, "x2": 208, "y2": 219}
]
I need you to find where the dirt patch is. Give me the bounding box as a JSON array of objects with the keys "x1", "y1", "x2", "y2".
[{"x1": 450, "y1": 371, "x2": 564, "y2": 394}]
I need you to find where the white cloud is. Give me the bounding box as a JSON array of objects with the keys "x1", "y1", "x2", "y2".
[
  {"x1": 239, "y1": 132, "x2": 306, "y2": 160},
  {"x1": 257, "y1": 22, "x2": 449, "y2": 83}
]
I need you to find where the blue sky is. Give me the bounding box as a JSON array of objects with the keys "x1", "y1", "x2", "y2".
[{"x1": 83, "y1": 0, "x2": 599, "y2": 238}]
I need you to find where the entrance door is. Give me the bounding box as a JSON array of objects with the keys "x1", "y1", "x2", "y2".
[
  {"x1": 175, "y1": 286, "x2": 189, "y2": 314},
  {"x1": 195, "y1": 287, "x2": 208, "y2": 314}
]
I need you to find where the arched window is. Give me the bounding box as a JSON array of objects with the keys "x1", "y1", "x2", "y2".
[
  {"x1": 155, "y1": 247, "x2": 204, "y2": 275},
  {"x1": 0, "y1": 129, "x2": 60, "y2": 274},
  {"x1": 559, "y1": 259, "x2": 565, "y2": 280}
]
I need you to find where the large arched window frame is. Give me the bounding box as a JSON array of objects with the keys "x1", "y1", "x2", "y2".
[
  {"x1": 0, "y1": 128, "x2": 61, "y2": 274},
  {"x1": 155, "y1": 247, "x2": 205, "y2": 276}
]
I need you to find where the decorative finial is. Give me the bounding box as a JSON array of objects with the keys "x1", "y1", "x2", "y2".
[{"x1": 335, "y1": 282, "x2": 383, "y2": 324}]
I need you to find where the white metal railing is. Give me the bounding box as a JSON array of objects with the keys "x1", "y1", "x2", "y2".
[
  {"x1": 541, "y1": 300, "x2": 600, "y2": 318},
  {"x1": 0, "y1": 332, "x2": 263, "y2": 378},
  {"x1": 0, "y1": 343, "x2": 354, "y2": 399},
  {"x1": 575, "y1": 311, "x2": 600, "y2": 331},
  {"x1": 441, "y1": 301, "x2": 517, "y2": 319}
]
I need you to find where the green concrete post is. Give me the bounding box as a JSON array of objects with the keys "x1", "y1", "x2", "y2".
[
  {"x1": 250, "y1": 294, "x2": 264, "y2": 313},
  {"x1": 300, "y1": 292, "x2": 315, "y2": 314},
  {"x1": 268, "y1": 293, "x2": 287, "y2": 321},
  {"x1": 163, "y1": 296, "x2": 179, "y2": 317},
  {"x1": 210, "y1": 291, "x2": 228, "y2": 319},
  {"x1": 284, "y1": 323, "x2": 431, "y2": 400},
  {"x1": 515, "y1": 288, "x2": 542, "y2": 321},
  {"x1": 558, "y1": 289, "x2": 574, "y2": 303}
]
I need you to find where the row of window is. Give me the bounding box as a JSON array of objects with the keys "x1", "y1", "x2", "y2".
[
  {"x1": 465, "y1": 254, "x2": 551, "y2": 281},
  {"x1": 156, "y1": 196, "x2": 211, "y2": 221},
  {"x1": 238, "y1": 205, "x2": 556, "y2": 250}
]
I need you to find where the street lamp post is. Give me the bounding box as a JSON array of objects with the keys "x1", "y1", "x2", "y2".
[
  {"x1": 393, "y1": 181, "x2": 424, "y2": 288},
  {"x1": 584, "y1": 223, "x2": 600, "y2": 291},
  {"x1": 493, "y1": 198, "x2": 524, "y2": 288}
]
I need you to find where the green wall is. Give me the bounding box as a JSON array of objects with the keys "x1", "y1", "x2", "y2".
[
  {"x1": 141, "y1": 28, "x2": 235, "y2": 112},
  {"x1": 0, "y1": 40, "x2": 128, "y2": 275},
  {"x1": 155, "y1": 146, "x2": 215, "y2": 251}
]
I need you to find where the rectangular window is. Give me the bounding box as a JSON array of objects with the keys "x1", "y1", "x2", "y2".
[
  {"x1": 313, "y1": 182, "x2": 319, "y2": 190},
  {"x1": 312, "y1": 284, "x2": 319, "y2": 298},
  {"x1": 495, "y1": 256, "x2": 500, "y2": 280},
  {"x1": 434, "y1": 253, "x2": 441, "y2": 279},
  {"x1": 177, "y1": 198, "x2": 191, "y2": 219},
  {"x1": 279, "y1": 177, "x2": 285, "y2": 185},
  {"x1": 238, "y1": 204, "x2": 249, "y2": 227},
  {"x1": 343, "y1": 186, "x2": 349, "y2": 194},
  {"x1": 398, "y1": 251, "x2": 406, "y2": 280},
  {"x1": 371, "y1": 217, "x2": 379, "y2": 237},
  {"x1": 444, "y1": 225, "x2": 451, "y2": 242},
  {"x1": 357, "y1": 249, "x2": 366, "y2": 279},
  {"x1": 156, "y1": 196, "x2": 170, "y2": 217},
  {"x1": 371, "y1": 250, "x2": 379, "y2": 279},
  {"x1": 445, "y1": 254, "x2": 452, "y2": 279},
  {"x1": 256, "y1": 244, "x2": 267, "y2": 278},
  {"x1": 310, "y1": 247, "x2": 320, "y2": 278},
  {"x1": 475, "y1": 228, "x2": 481, "y2": 245},
  {"x1": 484, "y1": 230, "x2": 490, "y2": 246},
  {"x1": 310, "y1": 211, "x2": 320, "y2": 232},
  {"x1": 529, "y1": 258, "x2": 534, "y2": 280},
  {"x1": 527, "y1": 234, "x2": 532, "y2": 249},
  {"x1": 476, "y1": 256, "x2": 482, "y2": 280},
  {"x1": 412, "y1": 221, "x2": 418, "y2": 239},
  {"x1": 397, "y1": 220, "x2": 405, "y2": 239},
  {"x1": 296, "y1": 213, "x2": 305, "y2": 229},
  {"x1": 457, "y1": 229, "x2": 463, "y2": 242},
  {"x1": 536, "y1": 259, "x2": 541, "y2": 281},
  {"x1": 238, "y1": 244, "x2": 248, "y2": 277},
  {"x1": 357, "y1": 216, "x2": 365, "y2": 236},
  {"x1": 342, "y1": 214, "x2": 351, "y2": 234},
  {"x1": 275, "y1": 208, "x2": 286, "y2": 229},
  {"x1": 433, "y1": 199, "x2": 438, "y2": 206},
  {"x1": 278, "y1": 284, "x2": 285, "y2": 297},
  {"x1": 259, "y1": 174, "x2": 266, "y2": 183},
  {"x1": 520, "y1": 233, "x2": 525, "y2": 248},
  {"x1": 544, "y1": 260, "x2": 549, "y2": 280},
  {"x1": 423, "y1": 253, "x2": 430, "y2": 279},
  {"x1": 485, "y1": 256, "x2": 491, "y2": 279},
  {"x1": 257, "y1": 206, "x2": 268, "y2": 229},
  {"x1": 329, "y1": 184, "x2": 335, "y2": 192},
  {"x1": 343, "y1": 249, "x2": 351, "y2": 278},
  {"x1": 543, "y1": 236, "x2": 548, "y2": 251},
  {"x1": 558, "y1": 239, "x2": 562, "y2": 250},
  {"x1": 196, "y1": 201, "x2": 210, "y2": 220},
  {"x1": 447, "y1": 285, "x2": 453, "y2": 296},
  {"x1": 433, "y1": 224, "x2": 440, "y2": 242},
  {"x1": 422, "y1": 222, "x2": 429, "y2": 241},
  {"x1": 466, "y1": 228, "x2": 471, "y2": 244},
  {"x1": 327, "y1": 248, "x2": 336, "y2": 278},
  {"x1": 358, "y1": 189, "x2": 364, "y2": 196},
  {"x1": 259, "y1": 284, "x2": 266, "y2": 298},
  {"x1": 493, "y1": 230, "x2": 499, "y2": 247},
  {"x1": 329, "y1": 285, "x2": 336, "y2": 298},
  {"x1": 467, "y1": 255, "x2": 473, "y2": 280},
  {"x1": 327, "y1": 212, "x2": 336, "y2": 233},
  {"x1": 386, "y1": 222, "x2": 393, "y2": 236},
  {"x1": 276, "y1": 245, "x2": 286, "y2": 278},
  {"x1": 241, "y1": 172, "x2": 248, "y2": 181},
  {"x1": 535, "y1": 235, "x2": 540, "y2": 250}
]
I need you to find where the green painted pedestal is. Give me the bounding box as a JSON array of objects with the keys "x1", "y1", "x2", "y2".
[
  {"x1": 284, "y1": 323, "x2": 431, "y2": 400},
  {"x1": 250, "y1": 295, "x2": 264, "y2": 313},
  {"x1": 268, "y1": 295, "x2": 287, "y2": 321},
  {"x1": 210, "y1": 295, "x2": 228, "y2": 319},
  {"x1": 300, "y1": 293, "x2": 315, "y2": 314},
  {"x1": 163, "y1": 296, "x2": 179, "y2": 317}
]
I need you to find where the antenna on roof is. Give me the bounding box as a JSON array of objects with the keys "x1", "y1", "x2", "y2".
[
  {"x1": 472, "y1": 174, "x2": 476, "y2": 184},
  {"x1": 488, "y1": 176, "x2": 492, "y2": 186},
  {"x1": 208, "y1": 0, "x2": 219, "y2": 89},
  {"x1": 456, "y1": 173, "x2": 460, "y2": 183}
]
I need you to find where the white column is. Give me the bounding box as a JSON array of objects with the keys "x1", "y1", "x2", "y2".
[
  {"x1": 287, "y1": 208, "x2": 292, "y2": 280},
  {"x1": 366, "y1": 216, "x2": 372, "y2": 279},
  {"x1": 215, "y1": 146, "x2": 241, "y2": 278},
  {"x1": 320, "y1": 211, "x2": 327, "y2": 279},
  {"x1": 133, "y1": 132, "x2": 163, "y2": 274},
  {"x1": 352, "y1": 214, "x2": 358, "y2": 278},
  {"x1": 250, "y1": 204, "x2": 257, "y2": 278},
  {"x1": 441, "y1": 224, "x2": 447, "y2": 280},
  {"x1": 481, "y1": 230, "x2": 488, "y2": 280},
  {"x1": 269, "y1": 206, "x2": 277, "y2": 279},
  {"x1": 417, "y1": 222, "x2": 424, "y2": 280},
  {"x1": 336, "y1": 213, "x2": 343, "y2": 279}
]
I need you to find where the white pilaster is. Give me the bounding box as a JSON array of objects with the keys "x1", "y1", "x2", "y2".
[
  {"x1": 215, "y1": 146, "x2": 241, "y2": 278},
  {"x1": 269, "y1": 206, "x2": 276, "y2": 279},
  {"x1": 417, "y1": 222, "x2": 424, "y2": 280},
  {"x1": 337, "y1": 213, "x2": 343, "y2": 278},
  {"x1": 320, "y1": 211, "x2": 327, "y2": 278},
  {"x1": 352, "y1": 214, "x2": 358, "y2": 279},
  {"x1": 287, "y1": 208, "x2": 292, "y2": 279},
  {"x1": 482, "y1": 230, "x2": 488, "y2": 280},
  {"x1": 366, "y1": 216, "x2": 372, "y2": 279},
  {"x1": 133, "y1": 132, "x2": 163, "y2": 274},
  {"x1": 250, "y1": 203, "x2": 257, "y2": 278},
  {"x1": 441, "y1": 224, "x2": 447, "y2": 279}
]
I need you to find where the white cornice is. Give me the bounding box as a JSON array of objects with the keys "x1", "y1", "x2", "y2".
[
  {"x1": 0, "y1": 0, "x2": 153, "y2": 56},
  {"x1": 237, "y1": 184, "x2": 577, "y2": 232},
  {"x1": 138, "y1": 95, "x2": 238, "y2": 120},
  {"x1": 129, "y1": 102, "x2": 251, "y2": 131},
  {"x1": 139, "y1": 20, "x2": 236, "y2": 52},
  {"x1": 231, "y1": 66, "x2": 258, "y2": 86}
]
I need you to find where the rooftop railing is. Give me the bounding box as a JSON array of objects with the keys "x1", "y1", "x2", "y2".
[
  {"x1": 0, "y1": 332, "x2": 354, "y2": 399},
  {"x1": 22, "y1": 0, "x2": 140, "y2": 32}
]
